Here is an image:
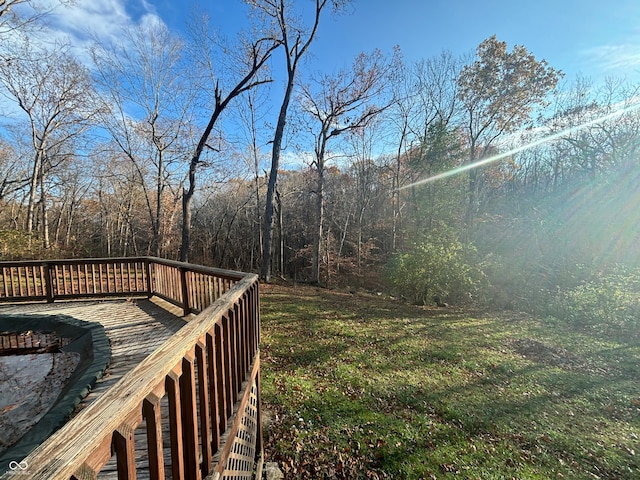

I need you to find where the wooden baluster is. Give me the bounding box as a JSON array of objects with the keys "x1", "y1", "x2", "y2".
[
  {"x1": 68, "y1": 265, "x2": 73, "y2": 295},
  {"x1": 97, "y1": 263, "x2": 103, "y2": 294},
  {"x1": 195, "y1": 273, "x2": 201, "y2": 312},
  {"x1": 2, "y1": 267, "x2": 7, "y2": 298},
  {"x1": 107, "y1": 263, "x2": 113, "y2": 293},
  {"x1": 133, "y1": 262, "x2": 138, "y2": 292},
  {"x1": 24, "y1": 265, "x2": 31, "y2": 297},
  {"x1": 175, "y1": 267, "x2": 181, "y2": 303},
  {"x1": 166, "y1": 369, "x2": 186, "y2": 480},
  {"x1": 222, "y1": 315, "x2": 234, "y2": 409},
  {"x1": 207, "y1": 331, "x2": 221, "y2": 450},
  {"x1": 71, "y1": 463, "x2": 98, "y2": 480},
  {"x1": 215, "y1": 322, "x2": 227, "y2": 433},
  {"x1": 30, "y1": 266, "x2": 35, "y2": 296},
  {"x1": 233, "y1": 303, "x2": 242, "y2": 388},
  {"x1": 76, "y1": 264, "x2": 81, "y2": 294},
  {"x1": 60, "y1": 265, "x2": 68, "y2": 295},
  {"x1": 180, "y1": 352, "x2": 202, "y2": 480},
  {"x1": 72, "y1": 435, "x2": 113, "y2": 480},
  {"x1": 228, "y1": 310, "x2": 238, "y2": 402},
  {"x1": 17, "y1": 266, "x2": 24, "y2": 297},
  {"x1": 8, "y1": 267, "x2": 14, "y2": 297},
  {"x1": 243, "y1": 296, "x2": 251, "y2": 375},
  {"x1": 146, "y1": 259, "x2": 153, "y2": 297},
  {"x1": 113, "y1": 424, "x2": 137, "y2": 480},
  {"x1": 43, "y1": 264, "x2": 53, "y2": 302},
  {"x1": 251, "y1": 282, "x2": 260, "y2": 351},
  {"x1": 83, "y1": 264, "x2": 88, "y2": 294},
  {"x1": 242, "y1": 295, "x2": 250, "y2": 375},
  {"x1": 196, "y1": 340, "x2": 213, "y2": 476},
  {"x1": 75, "y1": 263, "x2": 85, "y2": 295},
  {"x1": 36, "y1": 266, "x2": 41, "y2": 296},
  {"x1": 180, "y1": 267, "x2": 190, "y2": 316},
  {"x1": 160, "y1": 265, "x2": 165, "y2": 298},
  {"x1": 191, "y1": 272, "x2": 197, "y2": 312},
  {"x1": 189, "y1": 271, "x2": 196, "y2": 312},
  {"x1": 143, "y1": 394, "x2": 165, "y2": 480}
]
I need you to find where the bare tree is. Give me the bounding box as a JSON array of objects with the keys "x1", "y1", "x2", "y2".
[
  {"x1": 179, "y1": 13, "x2": 278, "y2": 262},
  {"x1": 249, "y1": 0, "x2": 350, "y2": 282},
  {"x1": 91, "y1": 21, "x2": 192, "y2": 257},
  {"x1": 0, "y1": 0, "x2": 49, "y2": 37},
  {"x1": 0, "y1": 135, "x2": 27, "y2": 203},
  {"x1": 300, "y1": 49, "x2": 394, "y2": 284},
  {"x1": 234, "y1": 88, "x2": 271, "y2": 270},
  {"x1": 0, "y1": 40, "x2": 99, "y2": 247}
]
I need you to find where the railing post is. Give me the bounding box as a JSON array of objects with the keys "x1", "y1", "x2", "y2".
[
  {"x1": 44, "y1": 262, "x2": 54, "y2": 303},
  {"x1": 180, "y1": 266, "x2": 191, "y2": 316},
  {"x1": 145, "y1": 258, "x2": 153, "y2": 298}
]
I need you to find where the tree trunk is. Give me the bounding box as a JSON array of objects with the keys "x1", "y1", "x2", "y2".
[
  {"x1": 39, "y1": 158, "x2": 50, "y2": 249},
  {"x1": 261, "y1": 72, "x2": 296, "y2": 282},
  {"x1": 26, "y1": 150, "x2": 41, "y2": 233},
  {"x1": 155, "y1": 151, "x2": 163, "y2": 257},
  {"x1": 276, "y1": 189, "x2": 283, "y2": 276},
  {"x1": 254, "y1": 153, "x2": 262, "y2": 270},
  {"x1": 311, "y1": 157, "x2": 325, "y2": 284},
  {"x1": 180, "y1": 180, "x2": 194, "y2": 262}
]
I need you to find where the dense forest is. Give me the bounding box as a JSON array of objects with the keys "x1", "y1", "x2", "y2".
[{"x1": 2, "y1": 0, "x2": 640, "y2": 320}]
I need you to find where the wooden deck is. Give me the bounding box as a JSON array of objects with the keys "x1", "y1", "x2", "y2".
[
  {"x1": 0, "y1": 258, "x2": 262, "y2": 480},
  {"x1": 0, "y1": 298, "x2": 186, "y2": 410},
  {"x1": 0, "y1": 298, "x2": 188, "y2": 479}
]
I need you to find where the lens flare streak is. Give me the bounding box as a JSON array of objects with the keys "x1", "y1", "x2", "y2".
[{"x1": 399, "y1": 98, "x2": 640, "y2": 190}]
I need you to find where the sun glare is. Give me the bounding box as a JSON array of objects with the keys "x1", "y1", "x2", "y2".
[{"x1": 399, "y1": 97, "x2": 640, "y2": 190}]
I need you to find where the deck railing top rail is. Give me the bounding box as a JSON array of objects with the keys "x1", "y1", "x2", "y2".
[
  {"x1": 0, "y1": 256, "x2": 248, "y2": 316},
  {"x1": 0, "y1": 256, "x2": 245, "y2": 279}
]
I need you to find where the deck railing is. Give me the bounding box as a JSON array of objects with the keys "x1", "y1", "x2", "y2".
[{"x1": 0, "y1": 257, "x2": 262, "y2": 480}]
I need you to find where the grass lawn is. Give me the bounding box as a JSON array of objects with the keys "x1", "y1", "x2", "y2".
[{"x1": 259, "y1": 283, "x2": 640, "y2": 479}]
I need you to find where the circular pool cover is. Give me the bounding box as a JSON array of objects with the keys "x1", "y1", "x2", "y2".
[{"x1": 0, "y1": 314, "x2": 111, "y2": 474}]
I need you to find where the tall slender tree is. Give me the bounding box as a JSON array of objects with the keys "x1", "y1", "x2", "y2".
[
  {"x1": 249, "y1": 0, "x2": 350, "y2": 282},
  {"x1": 92, "y1": 21, "x2": 192, "y2": 257},
  {"x1": 179, "y1": 12, "x2": 278, "y2": 262}
]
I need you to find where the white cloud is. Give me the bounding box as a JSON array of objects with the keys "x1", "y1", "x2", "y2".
[
  {"x1": 582, "y1": 42, "x2": 640, "y2": 78},
  {"x1": 34, "y1": 0, "x2": 166, "y2": 62}
]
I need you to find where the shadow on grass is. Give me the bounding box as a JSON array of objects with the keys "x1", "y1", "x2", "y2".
[{"x1": 260, "y1": 284, "x2": 640, "y2": 479}]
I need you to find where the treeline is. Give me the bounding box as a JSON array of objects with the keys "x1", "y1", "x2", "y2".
[{"x1": 1, "y1": 1, "x2": 640, "y2": 315}]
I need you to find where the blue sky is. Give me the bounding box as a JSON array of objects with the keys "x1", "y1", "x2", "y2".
[
  {"x1": 24, "y1": 0, "x2": 638, "y2": 169},
  {"x1": 41, "y1": 0, "x2": 640, "y2": 84}
]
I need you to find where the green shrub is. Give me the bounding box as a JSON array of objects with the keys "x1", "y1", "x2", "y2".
[
  {"x1": 551, "y1": 266, "x2": 640, "y2": 333},
  {"x1": 386, "y1": 232, "x2": 483, "y2": 305}
]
